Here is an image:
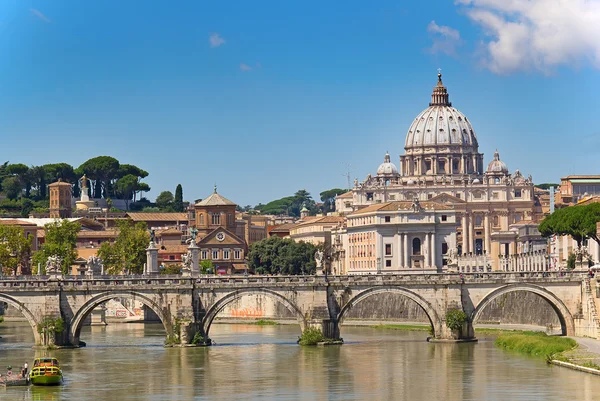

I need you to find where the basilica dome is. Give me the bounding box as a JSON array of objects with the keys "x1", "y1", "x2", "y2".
[
  {"x1": 404, "y1": 73, "x2": 478, "y2": 151},
  {"x1": 486, "y1": 150, "x2": 508, "y2": 175},
  {"x1": 377, "y1": 152, "x2": 399, "y2": 176}
]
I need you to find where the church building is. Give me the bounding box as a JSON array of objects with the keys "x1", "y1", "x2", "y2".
[{"x1": 335, "y1": 73, "x2": 542, "y2": 273}]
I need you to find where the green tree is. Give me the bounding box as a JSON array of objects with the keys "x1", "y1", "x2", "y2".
[
  {"x1": 320, "y1": 188, "x2": 347, "y2": 213},
  {"x1": 115, "y1": 174, "x2": 139, "y2": 210},
  {"x1": 29, "y1": 165, "x2": 49, "y2": 199},
  {"x1": 78, "y1": 156, "x2": 120, "y2": 198},
  {"x1": 156, "y1": 191, "x2": 174, "y2": 211},
  {"x1": 2, "y1": 176, "x2": 22, "y2": 200},
  {"x1": 199, "y1": 259, "x2": 214, "y2": 274},
  {"x1": 247, "y1": 236, "x2": 317, "y2": 275},
  {"x1": 0, "y1": 225, "x2": 32, "y2": 275},
  {"x1": 33, "y1": 220, "x2": 81, "y2": 275},
  {"x1": 174, "y1": 184, "x2": 184, "y2": 212},
  {"x1": 539, "y1": 203, "x2": 600, "y2": 249},
  {"x1": 160, "y1": 264, "x2": 182, "y2": 275},
  {"x1": 97, "y1": 219, "x2": 149, "y2": 274}
]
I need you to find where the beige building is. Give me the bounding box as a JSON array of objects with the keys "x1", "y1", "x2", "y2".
[
  {"x1": 335, "y1": 73, "x2": 542, "y2": 271},
  {"x1": 339, "y1": 200, "x2": 457, "y2": 274},
  {"x1": 288, "y1": 216, "x2": 345, "y2": 248}
]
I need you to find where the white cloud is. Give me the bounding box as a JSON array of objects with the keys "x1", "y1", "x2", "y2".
[
  {"x1": 209, "y1": 33, "x2": 226, "y2": 48},
  {"x1": 239, "y1": 63, "x2": 252, "y2": 72},
  {"x1": 457, "y1": 0, "x2": 600, "y2": 74},
  {"x1": 427, "y1": 20, "x2": 463, "y2": 56},
  {"x1": 30, "y1": 8, "x2": 51, "y2": 23}
]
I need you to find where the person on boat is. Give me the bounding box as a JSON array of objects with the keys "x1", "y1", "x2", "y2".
[
  {"x1": 23, "y1": 362, "x2": 28, "y2": 376},
  {"x1": 6, "y1": 366, "x2": 12, "y2": 377}
]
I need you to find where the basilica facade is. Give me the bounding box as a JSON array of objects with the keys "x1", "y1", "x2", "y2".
[{"x1": 335, "y1": 73, "x2": 542, "y2": 274}]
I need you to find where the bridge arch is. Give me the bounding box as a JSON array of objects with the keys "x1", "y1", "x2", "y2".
[
  {"x1": 471, "y1": 284, "x2": 575, "y2": 336},
  {"x1": 70, "y1": 291, "x2": 173, "y2": 346},
  {"x1": 337, "y1": 286, "x2": 442, "y2": 337},
  {"x1": 202, "y1": 289, "x2": 306, "y2": 337},
  {"x1": 0, "y1": 293, "x2": 41, "y2": 345}
]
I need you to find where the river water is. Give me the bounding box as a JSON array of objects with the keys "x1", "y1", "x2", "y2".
[{"x1": 0, "y1": 321, "x2": 599, "y2": 401}]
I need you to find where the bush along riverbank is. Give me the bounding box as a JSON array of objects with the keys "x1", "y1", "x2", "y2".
[{"x1": 297, "y1": 327, "x2": 342, "y2": 346}]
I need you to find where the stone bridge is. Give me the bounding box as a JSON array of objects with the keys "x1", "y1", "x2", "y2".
[{"x1": 0, "y1": 272, "x2": 597, "y2": 348}]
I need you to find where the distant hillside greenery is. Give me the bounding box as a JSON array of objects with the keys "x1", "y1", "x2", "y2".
[
  {"x1": 240, "y1": 188, "x2": 347, "y2": 218},
  {"x1": 0, "y1": 157, "x2": 151, "y2": 216}
]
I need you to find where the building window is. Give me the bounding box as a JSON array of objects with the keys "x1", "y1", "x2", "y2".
[
  {"x1": 385, "y1": 244, "x2": 392, "y2": 256},
  {"x1": 169, "y1": 255, "x2": 175, "y2": 261},
  {"x1": 385, "y1": 260, "x2": 392, "y2": 267},
  {"x1": 428, "y1": 193, "x2": 433, "y2": 199},
  {"x1": 199, "y1": 214, "x2": 204, "y2": 224},
  {"x1": 234, "y1": 249, "x2": 241, "y2": 259},
  {"x1": 201, "y1": 250, "x2": 208, "y2": 259},
  {"x1": 473, "y1": 192, "x2": 482, "y2": 199},
  {"x1": 442, "y1": 242, "x2": 448, "y2": 254},
  {"x1": 493, "y1": 216, "x2": 499, "y2": 227},
  {"x1": 438, "y1": 161, "x2": 445, "y2": 173},
  {"x1": 456, "y1": 193, "x2": 461, "y2": 199},
  {"x1": 412, "y1": 238, "x2": 421, "y2": 255},
  {"x1": 228, "y1": 214, "x2": 233, "y2": 225},
  {"x1": 514, "y1": 189, "x2": 522, "y2": 198},
  {"x1": 366, "y1": 193, "x2": 374, "y2": 201},
  {"x1": 212, "y1": 250, "x2": 218, "y2": 259},
  {"x1": 389, "y1": 195, "x2": 395, "y2": 200},
  {"x1": 492, "y1": 192, "x2": 499, "y2": 199},
  {"x1": 212, "y1": 214, "x2": 220, "y2": 225},
  {"x1": 345, "y1": 202, "x2": 352, "y2": 208},
  {"x1": 441, "y1": 215, "x2": 447, "y2": 222},
  {"x1": 384, "y1": 216, "x2": 391, "y2": 223},
  {"x1": 475, "y1": 216, "x2": 482, "y2": 226},
  {"x1": 224, "y1": 250, "x2": 230, "y2": 259}
]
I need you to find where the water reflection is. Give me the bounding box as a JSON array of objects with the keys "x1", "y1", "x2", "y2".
[{"x1": 1, "y1": 321, "x2": 599, "y2": 400}]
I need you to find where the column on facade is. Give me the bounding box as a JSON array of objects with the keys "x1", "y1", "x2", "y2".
[
  {"x1": 432, "y1": 156, "x2": 437, "y2": 175},
  {"x1": 468, "y1": 214, "x2": 474, "y2": 254},
  {"x1": 484, "y1": 213, "x2": 491, "y2": 255},
  {"x1": 430, "y1": 232, "x2": 436, "y2": 268},
  {"x1": 424, "y1": 233, "x2": 429, "y2": 268},
  {"x1": 449, "y1": 157, "x2": 454, "y2": 175},
  {"x1": 472, "y1": 154, "x2": 478, "y2": 173},
  {"x1": 403, "y1": 234, "x2": 409, "y2": 268},
  {"x1": 461, "y1": 214, "x2": 468, "y2": 255},
  {"x1": 397, "y1": 232, "x2": 403, "y2": 270}
]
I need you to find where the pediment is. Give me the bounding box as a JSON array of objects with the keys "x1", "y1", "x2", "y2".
[
  {"x1": 198, "y1": 227, "x2": 244, "y2": 246},
  {"x1": 429, "y1": 193, "x2": 466, "y2": 204}
]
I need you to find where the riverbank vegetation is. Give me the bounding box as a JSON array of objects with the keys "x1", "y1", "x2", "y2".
[
  {"x1": 494, "y1": 331, "x2": 576, "y2": 358},
  {"x1": 254, "y1": 320, "x2": 278, "y2": 326}
]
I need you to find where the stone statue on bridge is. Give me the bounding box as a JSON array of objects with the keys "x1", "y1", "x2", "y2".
[
  {"x1": 45, "y1": 256, "x2": 62, "y2": 275},
  {"x1": 86, "y1": 256, "x2": 104, "y2": 276},
  {"x1": 181, "y1": 251, "x2": 193, "y2": 276}
]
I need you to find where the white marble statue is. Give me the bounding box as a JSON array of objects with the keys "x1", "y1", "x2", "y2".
[
  {"x1": 86, "y1": 256, "x2": 104, "y2": 275},
  {"x1": 45, "y1": 256, "x2": 62, "y2": 275}
]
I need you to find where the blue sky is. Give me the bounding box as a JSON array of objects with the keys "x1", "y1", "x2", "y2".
[{"x1": 1, "y1": 0, "x2": 599, "y2": 206}]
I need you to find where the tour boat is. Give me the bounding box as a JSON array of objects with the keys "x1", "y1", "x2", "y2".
[{"x1": 29, "y1": 358, "x2": 63, "y2": 386}]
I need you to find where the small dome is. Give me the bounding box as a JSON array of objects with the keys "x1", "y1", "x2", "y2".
[
  {"x1": 407, "y1": 179, "x2": 415, "y2": 185},
  {"x1": 472, "y1": 178, "x2": 480, "y2": 184},
  {"x1": 377, "y1": 152, "x2": 399, "y2": 176},
  {"x1": 486, "y1": 150, "x2": 508, "y2": 175}
]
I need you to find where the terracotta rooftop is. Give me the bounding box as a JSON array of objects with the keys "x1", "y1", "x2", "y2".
[
  {"x1": 0, "y1": 219, "x2": 37, "y2": 227},
  {"x1": 126, "y1": 212, "x2": 188, "y2": 222},
  {"x1": 295, "y1": 216, "x2": 345, "y2": 228},
  {"x1": 336, "y1": 191, "x2": 353, "y2": 199},
  {"x1": 195, "y1": 189, "x2": 236, "y2": 207},
  {"x1": 561, "y1": 175, "x2": 600, "y2": 180},
  {"x1": 157, "y1": 228, "x2": 184, "y2": 236},
  {"x1": 77, "y1": 230, "x2": 119, "y2": 238},
  {"x1": 268, "y1": 223, "x2": 297, "y2": 233}
]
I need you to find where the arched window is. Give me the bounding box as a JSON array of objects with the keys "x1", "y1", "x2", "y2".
[{"x1": 412, "y1": 237, "x2": 421, "y2": 255}]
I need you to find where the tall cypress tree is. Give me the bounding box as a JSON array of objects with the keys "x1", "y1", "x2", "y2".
[{"x1": 174, "y1": 184, "x2": 184, "y2": 212}]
